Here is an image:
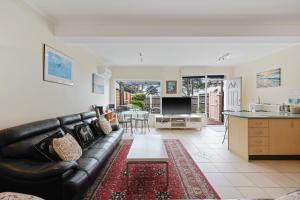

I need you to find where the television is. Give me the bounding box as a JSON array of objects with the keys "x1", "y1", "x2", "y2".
[{"x1": 162, "y1": 97, "x2": 192, "y2": 115}]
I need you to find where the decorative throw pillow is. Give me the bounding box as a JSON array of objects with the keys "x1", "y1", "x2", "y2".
[
  {"x1": 34, "y1": 131, "x2": 64, "y2": 161},
  {"x1": 0, "y1": 192, "x2": 44, "y2": 200},
  {"x1": 111, "y1": 123, "x2": 119, "y2": 131},
  {"x1": 91, "y1": 119, "x2": 105, "y2": 136},
  {"x1": 98, "y1": 117, "x2": 112, "y2": 135},
  {"x1": 114, "y1": 115, "x2": 119, "y2": 126},
  {"x1": 53, "y1": 134, "x2": 82, "y2": 161},
  {"x1": 74, "y1": 123, "x2": 95, "y2": 148}
]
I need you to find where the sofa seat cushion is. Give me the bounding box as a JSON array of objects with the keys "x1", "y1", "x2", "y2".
[
  {"x1": 101, "y1": 137, "x2": 118, "y2": 144},
  {"x1": 81, "y1": 148, "x2": 109, "y2": 163},
  {"x1": 76, "y1": 158, "x2": 99, "y2": 177},
  {"x1": 107, "y1": 129, "x2": 124, "y2": 139},
  {"x1": 91, "y1": 140, "x2": 115, "y2": 150},
  {"x1": 0, "y1": 159, "x2": 77, "y2": 181},
  {"x1": 63, "y1": 170, "x2": 90, "y2": 200}
]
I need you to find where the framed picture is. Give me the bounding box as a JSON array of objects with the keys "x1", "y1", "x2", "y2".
[
  {"x1": 43, "y1": 44, "x2": 73, "y2": 86},
  {"x1": 92, "y1": 73, "x2": 105, "y2": 94},
  {"x1": 256, "y1": 68, "x2": 281, "y2": 88},
  {"x1": 166, "y1": 80, "x2": 177, "y2": 94}
]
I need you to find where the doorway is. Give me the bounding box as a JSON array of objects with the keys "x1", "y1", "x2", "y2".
[
  {"x1": 182, "y1": 75, "x2": 225, "y2": 125},
  {"x1": 206, "y1": 75, "x2": 225, "y2": 125}
]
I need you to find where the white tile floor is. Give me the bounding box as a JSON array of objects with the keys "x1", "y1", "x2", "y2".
[{"x1": 122, "y1": 126, "x2": 300, "y2": 199}]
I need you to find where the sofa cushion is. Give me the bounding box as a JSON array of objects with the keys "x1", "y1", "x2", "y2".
[
  {"x1": 0, "y1": 119, "x2": 60, "y2": 148},
  {"x1": 53, "y1": 134, "x2": 82, "y2": 161},
  {"x1": 74, "y1": 124, "x2": 95, "y2": 148},
  {"x1": 80, "y1": 111, "x2": 97, "y2": 121},
  {"x1": 0, "y1": 192, "x2": 44, "y2": 200},
  {"x1": 91, "y1": 119, "x2": 105, "y2": 137},
  {"x1": 0, "y1": 159, "x2": 77, "y2": 180},
  {"x1": 34, "y1": 131, "x2": 65, "y2": 161},
  {"x1": 82, "y1": 148, "x2": 109, "y2": 163},
  {"x1": 62, "y1": 121, "x2": 84, "y2": 134},
  {"x1": 76, "y1": 158, "x2": 99, "y2": 177},
  {"x1": 98, "y1": 118, "x2": 112, "y2": 135},
  {"x1": 63, "y1": 170, "x2": 90, "y2": 200},
  {"x1": 107, "y1": 129, "x2": 124, "y2": 140},
  {"x1": 57, "y1": 114, "x2": 81, "y2": 126},
  {"x1": 111, "y1": 123, "x2": 119, "y2": 131},
  {"x1": 91, "y1": 139, "x2": 115, "y2": 150},
  {"x1": 1, "y1": 128, "x2": 64, "y2": 161}
]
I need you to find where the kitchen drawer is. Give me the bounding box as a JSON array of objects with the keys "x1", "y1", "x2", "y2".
[
  {"x1": 249, "y1": 119, "x2": 269, "y2": 128},
  {"x1": 249, "y1": 146, "x2": 268, "y2": 155},
  {"x1": 249, "y1": 137, "x2": 269, "y2": 146},
  {"x1": 249, "y1": 128, "x2": 269, "y2": 137}
]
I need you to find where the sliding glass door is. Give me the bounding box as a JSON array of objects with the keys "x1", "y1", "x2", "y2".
[{"x1": 182, "y1": 75, "x2": 225, "y2": 125}]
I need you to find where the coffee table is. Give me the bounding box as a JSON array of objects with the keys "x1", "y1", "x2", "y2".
[{"x1": 126, "y1": 135, "x2": 169, "y2": 188}]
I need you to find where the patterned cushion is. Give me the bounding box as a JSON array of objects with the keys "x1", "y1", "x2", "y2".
[
  {"x1": 34, "y1": 131, "x2": 64, "y2": 161},
  {"x1": 98, "y1": 117, "x2": 112, "y2": 135},
  {"x1": 111, "y1": 123, "x2": 119, "y2": 131},
  {"x1": 91, "y1": 119, "x2": 105, "y2": 136},
  {"x1": 74, "y1": 123, "x2": 95, "y2": 148},
  {"x1": 0, "y1": 192, "x2": 44, "y2": 200},
  {"x1": 53, "y1": 134, "x2": 82, "y2": 161}
]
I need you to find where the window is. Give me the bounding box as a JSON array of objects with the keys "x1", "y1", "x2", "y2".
[
  {"x1": 182, "y1": 76, "x2": 206, "y2": 113},
  {"x1": 115, "y1": 80, "x2": 161, "y2": 113}
]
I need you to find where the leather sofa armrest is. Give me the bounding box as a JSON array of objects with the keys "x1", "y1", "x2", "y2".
[{"x1": 0, "y1": 159, "x2": 78, "y2": 181}]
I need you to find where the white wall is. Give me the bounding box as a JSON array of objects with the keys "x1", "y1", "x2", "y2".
[
  {"x1": 110, "y1": 66, "x2": 234, "y2": 104},
  {"x1": 234, "y1": 45, "x2": 300, "y2": 110},
  {"x1": 0, "y1": 0, "x2": 109, "y2": 129}
]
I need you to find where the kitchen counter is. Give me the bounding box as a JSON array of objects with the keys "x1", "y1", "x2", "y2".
[
  {"x1": 225, "y1": 111, "x2": 300, "y2": 161},
  {"x1": 223, "y1": 111, "x2": 300, "y2": 119}
]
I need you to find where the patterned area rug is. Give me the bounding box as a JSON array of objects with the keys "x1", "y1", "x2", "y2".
[{"x1": 84, "y1": 139, "x2": 220, "y2": 200}]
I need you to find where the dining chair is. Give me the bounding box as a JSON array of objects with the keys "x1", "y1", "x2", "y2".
[
  {"x1": 134, "y1": 112, "x2": 150, "y2": 133},
  {"x1": 117, "y1": 112, "x2": 133, "y2": 135}
]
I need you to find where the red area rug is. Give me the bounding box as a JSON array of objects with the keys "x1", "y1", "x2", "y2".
[{"x1": 84, "y1": 140, "x2": 220, "y2": 200}]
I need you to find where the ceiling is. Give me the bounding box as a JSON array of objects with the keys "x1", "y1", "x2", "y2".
[
  {"x1": 68, "y1": 37, "x2": 297, "y2": 67},
  {"x1": 24, "y1": 0, "x2": 300, "y2": 23},
  {"x1": 24, "y1": 0, "x2": 300, "y2": 67}
]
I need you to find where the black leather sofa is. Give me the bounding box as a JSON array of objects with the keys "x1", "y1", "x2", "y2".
[{"x1": 0, "y1": 111, "x2": 124, "y2": 200}]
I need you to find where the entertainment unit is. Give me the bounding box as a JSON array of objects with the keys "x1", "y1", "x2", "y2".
[{"x1": 155, "y1": 114, "x2": 202, "y2": 129}]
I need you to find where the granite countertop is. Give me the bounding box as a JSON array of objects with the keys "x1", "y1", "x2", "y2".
[{"x1": 223, "y1": 111, "x2": 300, "y2": 119}]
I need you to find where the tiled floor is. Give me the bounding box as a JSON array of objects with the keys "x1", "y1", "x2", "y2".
[{"x1": 122, "y1": 126, "x2": 300, "y2": 199}]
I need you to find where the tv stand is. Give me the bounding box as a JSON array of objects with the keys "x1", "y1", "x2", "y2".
[{"x1": 155, "y1": 114, "x2": 202, "y2": 129}]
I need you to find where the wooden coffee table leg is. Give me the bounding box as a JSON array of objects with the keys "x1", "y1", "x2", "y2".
[
  {"x1": 126, "y1": 162, "x2": 129, "y2": 189},
  {"x1": 166, "y1": 162, "x2": 169, "y2": 188}
]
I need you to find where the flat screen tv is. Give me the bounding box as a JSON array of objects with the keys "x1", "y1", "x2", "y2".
[{"x1": 162, "y1": 97, "x2": 192, "y2": 115}]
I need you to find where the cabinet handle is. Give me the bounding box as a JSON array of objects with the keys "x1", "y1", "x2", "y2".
[{"x1": 291, "y1": 120, "x2": 294, "y2": 128}]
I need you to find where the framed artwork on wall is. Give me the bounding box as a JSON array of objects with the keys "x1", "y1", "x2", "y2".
[
  {"x1": 256, "y1": 68, "x2": 281, "y2": 88},
  {"x1": 166, "y1": 80, "x2": 177, "y2": 94},
  {"x1": 43, "y1": 44, "x2": 73, "y2": 86},
  {"x1": 92, "y1": 73, "x2": 105, "y2": 94}
]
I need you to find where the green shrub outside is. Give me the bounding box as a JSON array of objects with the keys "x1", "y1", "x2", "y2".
[{"x1": 131, "y1": 93, "x2": 146, "y2": 109}]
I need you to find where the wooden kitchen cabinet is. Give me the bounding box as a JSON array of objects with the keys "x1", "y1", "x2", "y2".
[
  {"x1": 228, "y1": 115, "x2": 300, "y2": 160},
  {"x1": 269, "y1": 119, "x2": 300, "y2": 154}
]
